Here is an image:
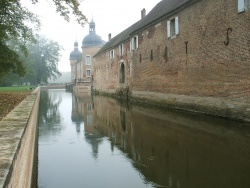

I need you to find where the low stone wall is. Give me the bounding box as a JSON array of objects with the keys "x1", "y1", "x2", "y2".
[
  {"x1": 93, "y1": 89, "x2": 250, "y2": 122},
  {"x1": 131, "y1": 91, "x2": 250, "y2": 122},
  {"x1": 0, "y1": 87, "x2": 40, "y2": 188}
]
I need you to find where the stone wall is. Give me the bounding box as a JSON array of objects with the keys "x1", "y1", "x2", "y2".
[{"x1": 0, "y1": 88, "x2": 40, "y2": 188}]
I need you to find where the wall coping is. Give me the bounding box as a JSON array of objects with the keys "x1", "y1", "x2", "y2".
[{"x1": 0, "y1": 87, "x2": 40, "y2": 187}]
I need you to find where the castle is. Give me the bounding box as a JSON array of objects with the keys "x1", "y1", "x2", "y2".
[{"x1": 70, "y1": 0, "x2": 250, "y2": 121}]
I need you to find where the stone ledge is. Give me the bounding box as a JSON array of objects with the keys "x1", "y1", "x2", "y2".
[
  {"x1": 0, "y1": 87, "x2": 40, "y2": 188},
  {"x1": 132, "y1": 91, "x2": 250, "y2": 122}
]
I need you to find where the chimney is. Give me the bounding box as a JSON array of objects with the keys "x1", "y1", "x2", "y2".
[
  {"x1": 108, "y1": 33, "x2": 112, "y2": 41},
  {"x1": 141, "y1": 8, "x2": 146, "y2": 19}
]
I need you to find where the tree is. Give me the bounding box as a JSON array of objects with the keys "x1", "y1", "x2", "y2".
[
  {"x1": 0, "y1": 0, "x2": 39, "y2": 78},
  {"x1": 0, "y1": 0, "x2": 86, "y2": 78},
  {"x1": 0, "y1": 36, "x2": 62, "y2": 86},
  {"x1": 29, "y1": 36, "x2": 62, "y2": 84},
  {"x1": 31, "y1": 0, "x2": 87, "y2": 27}
]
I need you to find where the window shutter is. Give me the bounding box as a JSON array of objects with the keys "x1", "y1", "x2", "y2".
[
  {"x1": 131, "y1": 39, "x2": 134, "y2": 51},
  {"x1": 167, "y1": 20, "x2": 170, "y2": 38},
  {"x1": 136, "y1": 36, "x2": 139, "y2": 49},
  {"x1": 175, "y1": 16, "x2": 179, "y2": 35},
  {"x1": 238, "y1": 0, "x2": 245, "y2": 12}
]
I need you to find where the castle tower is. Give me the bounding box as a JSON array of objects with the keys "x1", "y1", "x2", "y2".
[{"x1": 69, "y1": 41, "x2": 82, "y2": 83}]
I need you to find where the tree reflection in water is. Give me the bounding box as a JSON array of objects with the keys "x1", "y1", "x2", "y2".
[{"x1": 39, "y1": 89, "x2": 62, "y2": 136}]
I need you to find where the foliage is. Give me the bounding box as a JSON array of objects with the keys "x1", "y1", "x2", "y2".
[
  {"x1": 27, "y1": 36, "x2": 62, "y2": 84},
  {"x1": 0, "y1": 0, "x2": 86, "y2": 78},
  {"x1": 31, "y1": 0, "x2": 87, "y2": 26},
  {"x1": 0, "y1": 36, "x2": 62, "y2": 86},
  {"x1": 0, "y1": 0, "x2": 39, "y2": 78}
]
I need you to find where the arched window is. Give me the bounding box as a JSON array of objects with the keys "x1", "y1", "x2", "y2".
[{"x1": 120, "y1": 63, "x2": 125, "y2": 83}]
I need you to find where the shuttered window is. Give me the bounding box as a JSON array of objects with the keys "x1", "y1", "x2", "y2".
[
  {"x1": 167, "y1": 16, "x2": 179, "y2": 38},
  {"x1": 130, "y1": 35, "x2": 138, "y2": 51}
]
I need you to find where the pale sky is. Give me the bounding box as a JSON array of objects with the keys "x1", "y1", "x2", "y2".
[{"x1": 21, "y1": 0, "x2": 161, "y2": 72}]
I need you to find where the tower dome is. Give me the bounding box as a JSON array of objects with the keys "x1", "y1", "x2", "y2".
[
  {"x1": 70, "y1": 41, "x2": 82, "y2": 61},
  {"x1": 82, "y1": 19, "x2": 105, "y2": 47}
]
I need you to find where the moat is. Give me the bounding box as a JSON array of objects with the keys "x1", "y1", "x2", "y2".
[{"x1": 37, "y1": 89, "x2": 250, "y2": 188}]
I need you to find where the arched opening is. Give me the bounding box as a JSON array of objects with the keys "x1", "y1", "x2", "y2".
[{"x1": 119, "y1": 63, "x2": 125, "y2": 83}]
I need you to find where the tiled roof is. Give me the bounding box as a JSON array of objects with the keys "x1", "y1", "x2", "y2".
[{"x1": 94, "y1": 0, "x2": 193, "y2": 57}]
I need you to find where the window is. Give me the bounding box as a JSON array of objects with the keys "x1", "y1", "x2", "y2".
[
  {"x1": 86, "y1": 70, "x2": 91, "y2": 77},
  {"x1": 167, "y1": 16, "x2": 179, "y2": 38},
  {"x1": 85, "y1": 55, "x2": 91, "y2": 65},
  {"x1": 119, "y1": 44, "x2": 124, "y2": 56},
  {"x1": 110, "y1": 50, "x2": 115, "y2": 59},
  {"x1": 238, "y1": 0, "x2": 250, "y2": 12},
  {"x1": 130, "y1": 35, "x2": 138, "y2": 51}
]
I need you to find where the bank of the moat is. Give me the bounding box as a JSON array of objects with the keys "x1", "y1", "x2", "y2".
[
  {"x1": 38, "y1": 89, "x2": 250, "y2": 188},
  {"x1": 0, "y1": 87, "x2": 250, "y2": 188}
]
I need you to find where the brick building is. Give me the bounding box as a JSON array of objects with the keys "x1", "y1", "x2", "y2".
[{"x1": 92, "y1": 0, "x2": 250, "y2": 121}]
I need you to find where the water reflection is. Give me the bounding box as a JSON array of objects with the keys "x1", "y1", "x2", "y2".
[
  {"x1": 39, "y1": 89, "x2": 62, "y2": 137},
  {"x1": 38, "y1": 90, "x2": 250, "y2": 188},
  {"x1": 73, "y1": 92, "x2": 250, "y2": 188}
]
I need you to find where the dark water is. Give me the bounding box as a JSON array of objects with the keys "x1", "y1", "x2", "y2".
[{"x1": 37, "y1": 89, "x2": 250, "y2": 188}]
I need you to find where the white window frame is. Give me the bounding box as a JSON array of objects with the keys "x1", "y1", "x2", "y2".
[
  {"x1": 119, "y1": 43, "x2": 124, "y2": 56},
  {"x1": 110, "y1": 49, "x2": 115, "y2": 59},
  {"x1": 86, "y1": 69, "x2": 91, "y2": 77},
  {"x1": 238, "y1": 0, "x2": 250, "y2": 12},
  {"x1": 85, "y1": 55, "x2": 91, "y2": 65},
  {"x1": 130, "y1": 35, "x2": 138, "y2": 51},
  {"x1": 167, "y1": 16, "x2": 179, "y2": 38}
]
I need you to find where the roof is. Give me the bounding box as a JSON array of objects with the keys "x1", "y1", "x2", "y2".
[
  {"x1": 69, "y1": 41, "x2": 82, "y2": 61},
  {"x1": 94, "y1": 0, "x2": 194, "y2": 57},
  {"x1": 69, "y1": 49, "x2": 82, "y2": 61},
  {"x1": 82, "y1": 33, "x2": 106, "y2": 47},
  {"x1": 82, "y1": 19, "x2": 106, "y2": 47}
]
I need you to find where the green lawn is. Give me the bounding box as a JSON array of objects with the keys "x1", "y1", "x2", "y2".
[{"x1": 0, "y1": 86, "x2": 36, "y2": 92}]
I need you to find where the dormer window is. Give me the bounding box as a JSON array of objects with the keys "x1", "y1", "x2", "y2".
[
  {"x1": 110, "y1": 50, "x2": 115, "y2": 59},
  {"x1": 130, "y1": 35, "x2": 139, "y2": 51},
  {"x1": 238, "y1": 0, "x2": 250, "y2": 13},
  {"x1": 119, "y1": 44, "x2": 124, "y2": 56},
  {"x1": 167, "y1": 16, "x2": 179, "y2": 38}
]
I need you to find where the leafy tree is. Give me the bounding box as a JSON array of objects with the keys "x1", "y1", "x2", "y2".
[
  {"x1": 31, "y1": 0, "x2": 87, "y2": 26},
  {"x1": 0, "y1": 0, "x2": 38, "y2": 78},
  {"x1": 0, "y1": 36, "x2": 62, "y2": 86},
  {"x1": 26, "y1": 36, "x2": 62, "y2": 84},
  {"x1": 0, "y1": 0, "x2": 86, "y2": 78}
]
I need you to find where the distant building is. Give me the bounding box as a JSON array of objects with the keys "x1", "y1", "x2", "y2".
[{"x1": 69, "y1": 19, "x2": 105, "y2": 92}]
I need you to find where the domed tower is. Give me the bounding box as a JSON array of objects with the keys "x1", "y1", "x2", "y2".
[
  {"x1": 82, "y1": 19, "x2": 105, "y2": 47},
  {"x1": 69, "y1": 41, "x2": 82, "y2": 83},
  {"x1": 79, "y1": 19, "x2": 105, "y2": 92}
]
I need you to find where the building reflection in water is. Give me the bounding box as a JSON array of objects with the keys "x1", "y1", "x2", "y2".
[{"x1": 72, "y1": 92, "x2": 250, "y2": 188}]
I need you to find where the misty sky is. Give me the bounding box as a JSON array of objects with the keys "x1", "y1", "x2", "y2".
[{"x1": 21, "y1": 0, "x2": 161, "y2": 72}]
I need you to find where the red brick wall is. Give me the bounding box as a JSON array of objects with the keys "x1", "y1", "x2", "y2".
[
  {"x1": 94, "y1": 0, "x2": 250, "y2": 101},
  {"x1": 132, "y1": 0, "x2": 250, "y2": 100}
]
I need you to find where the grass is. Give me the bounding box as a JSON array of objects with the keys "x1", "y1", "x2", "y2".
[
  {"x1": 0, "y1": 86, "x2": 35, "y2": 120},
  {"x1": 0, "y1": 86, "x2": 36, "y2": 92}
]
